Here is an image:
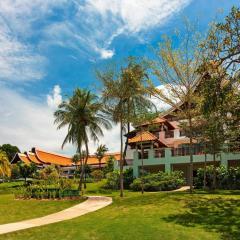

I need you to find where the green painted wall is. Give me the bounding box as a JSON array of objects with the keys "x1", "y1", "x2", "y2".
[{"x1": 114, "y1": 148, "x2": 240, "y2": 177}]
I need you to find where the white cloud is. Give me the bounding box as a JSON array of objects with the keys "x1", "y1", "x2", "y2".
[
  {"x1": 47, "y1": 85, "x2": 62, "y2": 109},
  {"x1": 0, "y1": 19, "x2": 46, "y2": 82},
  {"x1": 0, "y1": 85, "x2": 120, "y2": 155},
  {"x1": 96, "y1": 48, "x2": 115, "y2": 59},
  {"x1": 150, "y1": 84, "x2": 183, "y2": 111},
  {"x1": 85, "y1": 0, "x2": 191, "y2": 33},
  {"x1": 42, "y1": 0, "x2": 191, "y2": 60}
]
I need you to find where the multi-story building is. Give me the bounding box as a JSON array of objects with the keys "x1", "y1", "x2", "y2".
[{"x1": 117, "y1": 113, "x2": 240, "y2": 183}]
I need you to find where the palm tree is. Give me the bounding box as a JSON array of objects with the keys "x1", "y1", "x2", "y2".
[
  {"x1": 98, "y1": 58, "x2": 155, "y2": 197},
  {"x1": 54, "y1": 88, "x2": 111, "y2": 191},
  {"x1": 95, "y1": 144, "x2": 108, "y2": 169},
  {"x1": 0, "y1": 151, "x2": 11, "y2": 179}
]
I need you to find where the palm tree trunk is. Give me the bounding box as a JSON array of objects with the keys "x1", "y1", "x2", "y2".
[
  {"x1": 120, "y1": 118, "x2": 124, "y2": 197},
  {"x1": 84, "y1": 141, "x2": 89, "y2": 189},
  {"x1": 78, "y1": 155, "x2": 83, "y2": 191},
  {"x1": 123, "y1": 122, "x2": 130, "y2": 165}
]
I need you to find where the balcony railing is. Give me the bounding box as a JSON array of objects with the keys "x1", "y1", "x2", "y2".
[
  {"x1": 154, "y1": 149, "x2": 165, "y2": 158},
  {"x1": 138, "y1": 151, "x2": 149, "y2": 159},
  {"x1": 171, "y1": 146, "x2": 204, "y2": 156}
]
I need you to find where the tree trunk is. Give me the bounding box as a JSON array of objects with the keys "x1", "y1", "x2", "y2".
[
  {"x1": 140, "y1": 126, "x2": 144, "y2": 194},
  {"x1": 99, "y1": 159, "x2": 101, "y2": 170},
  {"x1": 213, "y1": 152, "x2": 216, "y2": 190},
  {"x1": 189, "y1": 117, "x2": 194, "y2": 193},
  {"x1": 84, "y1": 142, "x2": 89, "y2": 190},
  {"x1": 120, "y1": 119, "x2": 124, "y2": 197},
  {"x1": 123, "y1": 122, "x2": 130, "y2": 165},
  {"x1": 204, "y1": 150, "x2": 207, "y2": 189},
  {"x1": 78, "y1": 158, "x2": 83, "y2": 191}
]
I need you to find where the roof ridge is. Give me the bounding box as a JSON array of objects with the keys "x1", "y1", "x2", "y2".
[{"x1": 35, "y1": 148, "x2": 71, "y2": 159}]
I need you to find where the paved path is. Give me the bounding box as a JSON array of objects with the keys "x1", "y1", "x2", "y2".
[
  {"x1": 0, "y1": 196, "x2": 112, "y2": 235},
  {"x1": 170, "y1": 186, "x2": 190, "y2": 192}
]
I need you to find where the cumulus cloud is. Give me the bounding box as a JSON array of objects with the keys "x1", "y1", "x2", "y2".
[{"x1": 47, "y1": 85, "x2": 62, "y2": 109}]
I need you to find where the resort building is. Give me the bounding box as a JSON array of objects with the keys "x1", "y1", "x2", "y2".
[
  {"x1": 119, "y1": 113, "x2": 240, "y2": 183},
  {"x1": 12, "y1": 148, "x2": 120, "y2": 178}
]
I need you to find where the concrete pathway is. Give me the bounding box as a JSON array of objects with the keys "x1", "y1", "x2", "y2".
[
  {"x1": 0, "y1": 196, "x2": 112, "y2": 235},
  {"x1": 170, "y1": 186, "x2": 190, "y2": 192}
]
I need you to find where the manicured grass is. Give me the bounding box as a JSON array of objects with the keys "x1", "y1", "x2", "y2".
[
  {"x1": 1, "y1": 183, "x2": 240, "y2": 240},
  {"x1": 0, "y1": 182, "x2": 84, "y2": 224}
]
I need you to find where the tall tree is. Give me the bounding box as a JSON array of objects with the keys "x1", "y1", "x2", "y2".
[
  {"x1": 54, "y1": 88, "x2": 111, "y2": 192},
  {"x1": 201, "y1": 6, "x2": 240, "y2": 75},
  {"x1": 0, "y1": 144, "x2": 20, "y2": 162},
  {"x1": 95, "y1": 144, "x2": 108, "y2": 169},
  {"x1": 98, "y1": 57, "x2": 155, "y2": 197},
  {"x1": 0, "y1": 150, "x2": 11, "y2": 179},
  {"x1": 197, "y1": 7, "x2": 240, "y2": 188},
  {"x1": 150, "y1": 23, "x2": 203, "y2": 192}
]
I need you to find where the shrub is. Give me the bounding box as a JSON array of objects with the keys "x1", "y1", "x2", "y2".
[
  {"x1": 91, "y1": 170, "x2": 104, "y2": 182},
  {"x1": 10, "y1": 164, "x2": 20, "y2": 179},
  {"x1": 194, "y1": 166, "x2": 240, "y2": 190},
  {"x1": 130, "y1": 171, "x2": 185, "y2": 192},
  {"x1": 103, "y1": 171, "x2": 119, "y2": 190},
  {"x1": 103, "y1": 168, "x2": 134, "y2": 190},
  {"x1": 15, "y1": 178, "x2": 79, "y2": 199},
  {"x1": 39, "y1": 165, "x2": 59, "y2": 183}
]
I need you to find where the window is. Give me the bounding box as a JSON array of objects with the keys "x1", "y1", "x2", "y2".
[
  {"x1": 179, "y1": 130, "x2": 185, "y2": 137},
  {"x1": 165, "y1": 130, "x2": 174, "y2": 138}
]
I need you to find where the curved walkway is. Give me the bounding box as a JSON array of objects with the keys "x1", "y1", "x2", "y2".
[{"x1": 0, "y1": 196, "x2": 112, "y2": 235}]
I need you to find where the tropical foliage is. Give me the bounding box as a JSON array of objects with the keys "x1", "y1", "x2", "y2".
[
  {"x1": 54, "y1": 88, "x2": 111, "y2": 192},
  {"x1": 0, "y1": 151, "x2": 11, "y2": 178},
  {"x1": 95, "y1": 144, "x2": 108, "y2": 169},
  {"x1": 130, "y1": 171, "x2": 185, "y2": 192}
]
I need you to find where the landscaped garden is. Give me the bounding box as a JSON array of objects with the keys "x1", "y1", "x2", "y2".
[
  {"x1": 0, "y1": 182, "x2": 84, "y2": 225},
  {"x1": 0, "y1": 181, "x2": 240, "y2": 240}
]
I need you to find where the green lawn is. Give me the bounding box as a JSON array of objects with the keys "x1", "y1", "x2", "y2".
[
  {"x1": 0, "y1": 182, "x2": 84, "y2": 224},
  {"x1": 1, "y1": 182, "x2": 240, "y2": 240}
]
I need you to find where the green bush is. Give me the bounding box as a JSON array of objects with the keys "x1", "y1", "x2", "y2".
[
  {"x1": 91, "y1": 170, "x2": 104, "y2": 182},
  {"x1": 103, "y1": 168, "x2": 134, "y2": 190},
  {"x1": 130, "y1": 171, "x2": 185, "y2": 192},
  {"x1": 15, "y1": 178, "x2": 79, "y2": 199},
  {"x1": 194, "y1": 165, "x2": 240, "y2": 190}
]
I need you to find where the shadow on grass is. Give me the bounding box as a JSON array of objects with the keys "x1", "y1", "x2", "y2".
[{"x1": 164, "y1": 197, "x2": 240, "y2": 240}]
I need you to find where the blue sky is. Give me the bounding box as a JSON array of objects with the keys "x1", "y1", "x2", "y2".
[{"x1": 0, "y1": 0, "x2": 239, "y2": 155}]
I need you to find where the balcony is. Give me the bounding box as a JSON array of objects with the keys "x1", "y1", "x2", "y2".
[
  {"x1": 171, "y1": 146, "x2": 204, "y2": 156},
  {"x1": 154, "y1": 149, "x2": 165, "y2": 158},
  {"x1": 138, "y1": 151, "x2": 149, "y2": 159}
]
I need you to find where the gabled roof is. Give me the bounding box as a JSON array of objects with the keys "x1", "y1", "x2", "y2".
[
  {"x1": 138, "y1": 117, "x2": 175, "y2": 130},
  {"x1": 12, "y1": 148, "x2": 120, "y2": 167},
  {"x1": 129, "y1": 131, "x2": 157, "y2": 143},
  {"x1": 87, "y1": 153, "x2": 121, "y2": 165},
  {"x1": 15, "y1": 153, "x2": 31, "y2": 165},
  {"x1": 33, "y1": 148, "x2": 73, "y2": 166},
  {"x1": 26, "y1": 152, "x2": 42, "y2": 165}
]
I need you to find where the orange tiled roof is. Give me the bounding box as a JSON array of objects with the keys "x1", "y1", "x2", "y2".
[
  {"x1": 129, "y1": 131, "x2": 158, "y2": 143},
  {"x1": 17, "y1": 153, "x2": 31, "y2": 165},
  {"x1": 87, "y1": 153, "x2": 120, "y2": 165},
  {"x1": 26, "y1": 152, "x2": 42, "y2": 165},
  {"x1": 34, "y1": 149, "x2": 73, "y2": 166}
]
